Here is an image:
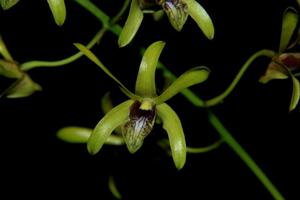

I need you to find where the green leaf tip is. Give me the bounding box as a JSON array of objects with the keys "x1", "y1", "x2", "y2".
[{"x1": 47, "y1": 0, "x2": 67, "y2": 26}]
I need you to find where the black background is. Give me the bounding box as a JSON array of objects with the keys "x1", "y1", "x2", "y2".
[{"x1": 0, "y1": 0, "x2": 299, "y2": 199}]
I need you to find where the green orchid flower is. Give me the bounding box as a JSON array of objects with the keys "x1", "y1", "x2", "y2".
[
  {"x1": 74, "y1": 41, "x2": 210, "y2": 169},
  {"x1": 0, "y1": 35, "x2": 41, "y2": 98},
  {"x1": 259, "y1": 7, "x2": 300, "y2": 111},
  {"x1": 118, "y1": 0, "x2": 214, "y2": 47}
]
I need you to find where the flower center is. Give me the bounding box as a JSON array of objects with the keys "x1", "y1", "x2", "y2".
[{"x1": 122, "y1": 100, "x2": 156, "y2": 153}]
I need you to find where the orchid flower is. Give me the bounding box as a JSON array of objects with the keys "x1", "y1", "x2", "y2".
[
  {"x1": 260, "y1": 7, "x2": 300, "y2": 111},
  {"x1": 118, "y1": 0, "x2": 214, "y2": 47},
  {"x1": 74, "y1": 41, "x2": 210, "y2": 169},
  {"x1": 0, "y1": 35, "x2": 41, "y2": 98}
]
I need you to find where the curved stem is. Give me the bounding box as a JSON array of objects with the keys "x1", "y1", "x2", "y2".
[
  {"x1": 208, "y1": 111, "x2": 285, "y2": 200},
  {"x1": 20, "y1": 28, "x2": 106, "y2": 71},
  {"x1": 187, "y1": 139, "x2": 223, "y2": 153},
  {"x1": 20, "y1": 0, "x2": 130, "y2": 71},
  {"x1": 205, "y1": 49, "x2": 276, "y2": 107}
]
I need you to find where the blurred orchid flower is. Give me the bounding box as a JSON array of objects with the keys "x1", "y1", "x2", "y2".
[
  {"x1": 260, "y1": 8, "x2": 300, "y2": 111},
  {"x1": 118, "y1": 0, "x2": 214, "y2": 47},
  {"x1": 0, "y1": 35, "x2": 41, "y2": 98}
]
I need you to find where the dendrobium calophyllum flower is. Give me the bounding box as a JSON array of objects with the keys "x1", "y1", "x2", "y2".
[
  {"x1": 74, "y1": 41, "x2": 209, "y2": 169},
  {"x1": 118, "y1": 0, "x2": 214, "y2": 47},
  {"x1": 260, "y1": 8, "x2": 300, "y2": 111}
]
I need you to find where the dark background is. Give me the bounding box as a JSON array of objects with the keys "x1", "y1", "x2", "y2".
[{"x1": 0, "y1": 0, "x2": 299, "y2": 199}]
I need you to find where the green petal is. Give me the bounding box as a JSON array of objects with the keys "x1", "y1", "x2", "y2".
[
  {"x1": 57, "y1": 126, "x2": 125, "y2": 145},
  {"x1": 259, "y1": 61, "x2": 288, "y2": 84},
  {"x1": 74, "y1": 43, "x2": 140, "y2": 100},
  {"x1": 108, "y1": 176, "x2": 122, "y2": 199},
  {"x1": 0, "y1": 35, "x2": 13, "y2": 61},
  {"x1": 4, "y1": 74, "x2": 42, "y2": 98},
  {"x1": 0, "y1": 0, "x2": 19, "y2": 10},
  {"x1": 135, "y1": 41, "x2": 165, "y2": 97},
  {"x1": 157, "y1": 103, "x2": 186, "y2": 170},
  {"x1": 47, "y1": 0, "x2": 66, "y2": 26},
  {"x1": 155, "y1": 66, "x2": 210, "y2": 104},
  {"x1": 57, "y1": 126, "x2": 92, "y2": 143},
  {"x1": 162, "y1": 0, "x2": 189, "y2": 31},
  {"x1": 184, "y1": 0, "x2": 214, "y2": 39},
  {"x1": 0, "y1": 60, "x2": 22, "y2": 78},
  {"x1": 87, "y1": 100, "x2": 133, "y2": 155},
  {"x1": 118, "y1": 0, "x2": 143, "y2": 47},
  {"x1": 290, "y1": 75, "x2": 300, "y2": 112},
  {"x1": 279, "y1": 7, "x2": 298, "y2": 53}
]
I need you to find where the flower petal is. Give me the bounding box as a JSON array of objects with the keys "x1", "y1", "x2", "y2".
[
  {"x1": 0, "y1": 60, "x2": 22, "y2": 78},
  {"x1": 135, "y1": 41, "x2": 165, "y2": 97},
  {"x1": 3, "y1": 74, "x2": 42, "y2": 98},
  {"x1": 155, "y1": 66, "x2": 209, "y2": 104},
  {"x1": 279, "y1": 7, "x2": 298, "y2": 53},
  {"x1": 57, "y1": 126, "x2": 125, "y2": 145},
  {"x1": 118, "y1": 0, "x2": 144, "y2": 47},
  {"x1": 87, "y1": 100, "x2": 133, "y2": 155},
  {"x1": 57, "y1": 126, "x2": 92, "y2": 143},
  {"x1": 47, "y1": 0, "x2": 66, "y2": 26},
  {"x1": 259, "y1": 61, "x2": 288, "y2": 84},
  {"x1": 156, "y1": 103, "x2": 186, "y2": 170},
  {"x1": 162, "y1": 0, "x2": 189, "y2": 31},
  {"x1": 184, "y1": 0, "x2": 214, "y2": 39},
  {"x1": 122, "y1": 101, "x2": 156, "y2": 153},
  {"x1": 0, "y1": 35, "x2": 13, "y2": 61},
  {"x1": 74, "y1": 43, "x2": 140, "y2": 100},
  {"x1": 0, "y1": 0, "x2": 19, "y2": 10},
  {"x1": 290, "y1": 75, "x2": 300, "y2": 112}
]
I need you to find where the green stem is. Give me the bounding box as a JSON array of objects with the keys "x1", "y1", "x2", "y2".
[
  {"x1": 20, "y1": 0, "x2": 130, "y2": 71},
  {"x1": 208, "y1": 111, "x2": 285, "y2": 200},
  {"x1": 205, "y1": 49, "x2": 276, "y2": 107},
  {"x1": 187, "y1": 139, "x2": 223, "y2": 153},
  {"x1": 20, "y1": 28, "x2": 106, "y2": 71}
]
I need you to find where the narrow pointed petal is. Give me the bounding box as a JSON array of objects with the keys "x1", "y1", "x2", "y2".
[
  {"x1": 118, "y1": 0, "x2": 144, "y2": 47},
  {"x1": 87, "y1": 100, "x2": 133, "y2": 154},
  {"x1": 0, "y1": 0, "x2": 19, "y2": 10},
  {"x1": 162, "y1": 0, "x2": 189, "y2": 31},
  {"x1": 87, "y1": 100, "x2": 133, "y2": 155},
  {"x1": 135, "y1": 41, "x2": 165, "y2": 97},
  {"x1": 156, "y1": 103, "x2": 186, "y2": 170},
  {"x1": 57, "y1": 126, "x2": 92, "y2": 143},
  {"x1": 184, "y1": 0, "x2": 214, "y2": 39},
  {"x1": 122, "y1": 101, "x2": 156, "y2": 153},
  {"x1": 155, "y1": 66, "x2": 209, "y2": 104},
  {"x1": 74, "y1": 43, "x2": 140, "y2": 100},
  {"x1": 4, "y1": 74, "x2": 42, "y2": 98},
  {"x1": 290, "y1": 75, "x2": 300, "y2": 112},
  {"x1": 47, "y1": 0, "x2": 66, "y2": 26},
  {"x1": 0, "y1": 60, "x2": 22, "y2": 78},
  {"x1": 259, "y1": 61, "x2": 288, "y2": 84},
  {"x1": 0, "y1": 35, "x2": 13, "y2": 61},
  {"x1": 279, "y1": 8, "x2": 298, "y2": 53}
]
